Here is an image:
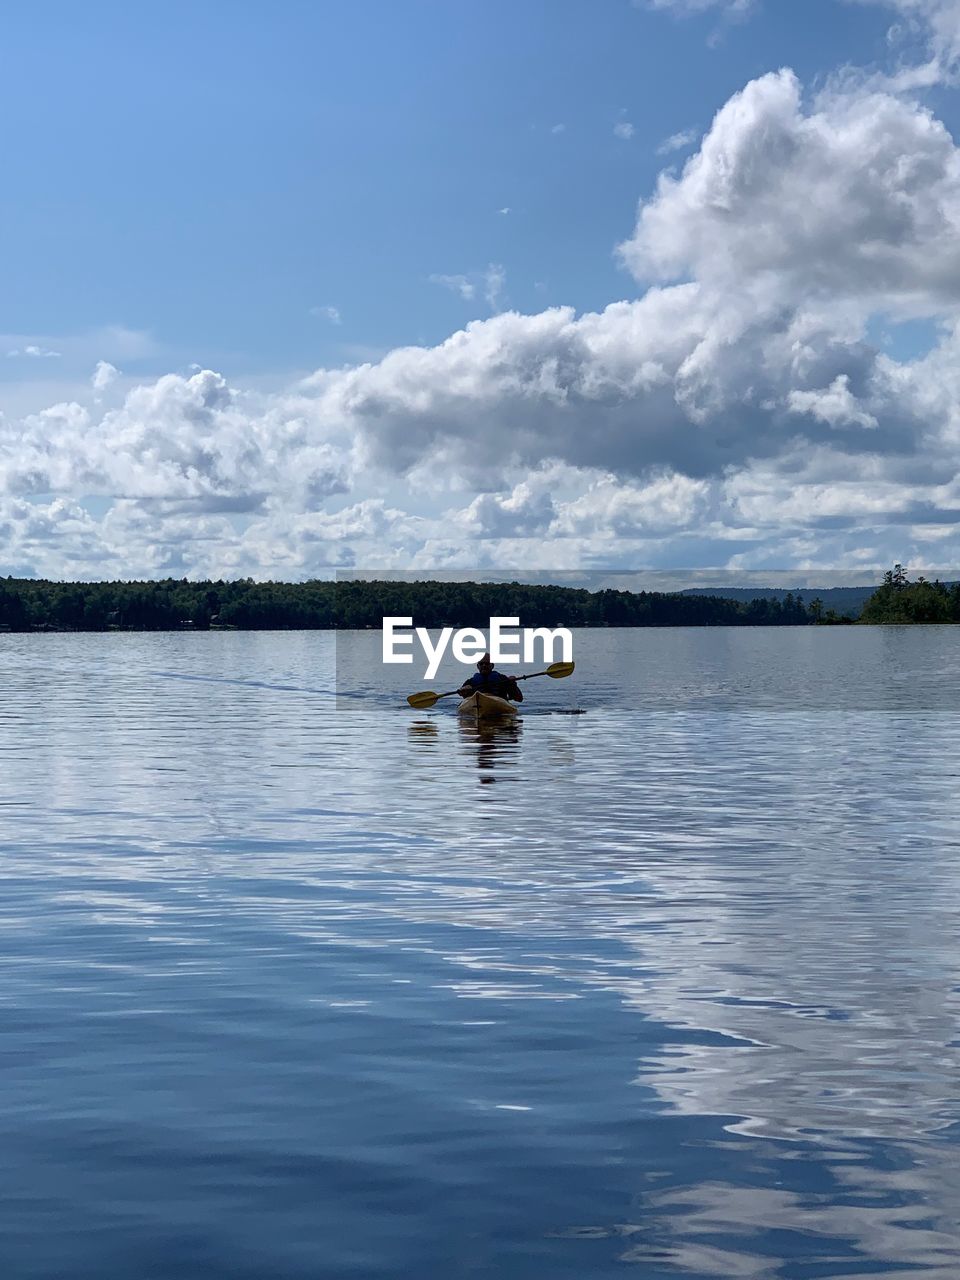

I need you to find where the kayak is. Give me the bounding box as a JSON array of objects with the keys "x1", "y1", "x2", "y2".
[
  {"x1": 457, "y1": 691, "x2": 519, "y2": 719},
  {"x1": 458, "y1": 691, "x2": 518, "y2": 718}
]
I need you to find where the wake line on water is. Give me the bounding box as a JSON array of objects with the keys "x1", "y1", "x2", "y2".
[
  {"x1": 151, "y1": 670, "x2": 585, "y2": 711},
  {"x1": 149, "y1": 670, "x2": 372, "y2": 700}
]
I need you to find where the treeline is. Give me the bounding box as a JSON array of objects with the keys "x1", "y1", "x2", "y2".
[
  {"x1": 2, "y1": 568, "x2": 951, "y2": 631},
  {"x1": 0, "y1": 576, "x2": 825, "y2": 631},
  {"x1": 859, "y1": 565, "x2": 960, "y2": 623}
]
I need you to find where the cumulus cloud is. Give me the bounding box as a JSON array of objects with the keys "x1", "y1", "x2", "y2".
[
  {"x1": 454, "y1": 480, "x2": 557, "y2": 538},
  {"x1": 619, "y1": 69, "x2": 960, "y2": 313},
  {"x1": 613, "y1": 121, "x2": 636, "y2": 140},
  {"x1": 8, "y1": 26, "x2": 960, "y2": 576},
  {"x1": 92, "y1": 361, "x2": 119, "y2": 393},
  {"x1": 298, "y1": 277, "x2": 933, "y2": 488},
  {"x1": 274, "y1": 63, "x2": 960, "y2": 567},
  {"x1": 788, "y1": 375, "x2": 879, "y2": 429},
  {"x1": 1, "y1": 368, "x2": 351, "y2": 516},
  {"x1": 554, "y1": 472, "x2": 711, "y2": 537}
]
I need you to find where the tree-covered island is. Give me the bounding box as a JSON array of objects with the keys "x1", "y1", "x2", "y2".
[
  {"x1": 858, "y1": 565, "x2": 960, "y2": 623},
  {"x1": 0, "y1": 566, "x2": 951, "y2": 632}
]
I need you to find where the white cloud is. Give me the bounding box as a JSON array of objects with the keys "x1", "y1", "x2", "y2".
[
  {"x1": 498, "y1": 206, "x2": 511, "y2": 215},
  {"x1": 613, "y1": 121, "x2": 636, "y2": 140},
  {"x1": 618, "y1": 69, "x2": 960, "y2": 315},
  {"x1": 788, "y1": 375, "x2": 879, "y2": 429},
  {"x1": 645, "y1": 1, "x2": 960, "y2": 83},
  {"x1": 0, "y1": 368, "x2": 351, "y2": 522},
  {"x1": 454, "y1": 480, "x2": 557, "y2": 538},
  {"x1": 640, "y1": 0, "x2": 756, "y2": 15},
  {"x1": 856, "y1": 0, "x2": 960, "y2": 82},
  {"x1": 483, "y1": 263, "x2": 506, "y2": 312},
  {"x1": 7, "y1": 345, "x2": 61, "y2": 359},
  {"x1": 645, "y1": 0, "x2": 960, "y2": 85},
  {"x1": 551, "y1": 123, "x2": 566, "y2": 134},
  {"x1": 657, "y1": 127, "x2": 699, "y2": 155},
  {"x1": 299, "y1": 253, "x2": 949, "y2": 489},
  {"x1": 310, "y1": 305, "x2": 342, "y2": 324},
  {"x1": 554, "y1": 472, "x2": 711, "y2": 537},
  {"x1": 6, "y1": 324, "x2": 960, "y2": 574},
  {"x1": 429, "y1": 273, "x2": 476, "y2": 301},
  {"x1": 2, "y1": 326, "x2": 158, "y2": 374},
  {"x1": 92, "y1": 361, "x2": 119, "y2": 393},
  {"x1": 429, "y1": 265, "x2": 507, "y2": 313},
  {"x1": 9, "y1": 36, "x2": 960, "y2": 575}
]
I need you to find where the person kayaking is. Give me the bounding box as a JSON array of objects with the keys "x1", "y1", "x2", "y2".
[{"x1": 458, "y1": 653, "x2": 523, "y2": 702}]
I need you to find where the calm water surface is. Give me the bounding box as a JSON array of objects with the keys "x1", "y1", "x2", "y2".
[{"x1": 1, "y1": 628, "x2": 959, "y2": 1278}]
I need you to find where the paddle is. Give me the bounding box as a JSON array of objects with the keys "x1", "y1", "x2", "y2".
[{"x1": 407, "y1": 660, "x2": 575, "y2": 709}]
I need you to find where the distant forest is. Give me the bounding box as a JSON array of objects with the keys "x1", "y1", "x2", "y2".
[
  {"x1": 0, "y1": 575, "x2": 857, "y2": 632},
  {"x1": 5, "y1": 569, "x2": 954, "y2": 631}
]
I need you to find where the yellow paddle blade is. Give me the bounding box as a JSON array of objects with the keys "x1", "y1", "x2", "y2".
[
  {"x1": 407, "y1": 690, "x2": 440, "y2": 709},
  {"x1": 546, "y1": 661, "x2": 575, "y2": 679}
]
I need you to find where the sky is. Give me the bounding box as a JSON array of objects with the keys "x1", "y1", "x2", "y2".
[{"x1": 3, "y1": 0, "x2": 960, "y2": 579}]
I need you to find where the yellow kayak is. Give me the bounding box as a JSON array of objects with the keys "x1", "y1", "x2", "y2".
[{"x1": 457, "y1": 691, "x2": 519, "y2": 719}]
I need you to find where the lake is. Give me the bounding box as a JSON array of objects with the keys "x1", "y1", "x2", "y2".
[{"x1": 1, "y1": 627, "x2": 959, "y2": 1278}]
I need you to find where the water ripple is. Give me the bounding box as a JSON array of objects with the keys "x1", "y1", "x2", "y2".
[{"x1": 1, "y1": 629, "x2": 959, "y2": 1277}]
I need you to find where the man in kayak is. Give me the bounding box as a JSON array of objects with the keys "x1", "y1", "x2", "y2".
[{"x1": 458, "y1": 653, "x2": 523, "y2": 702}]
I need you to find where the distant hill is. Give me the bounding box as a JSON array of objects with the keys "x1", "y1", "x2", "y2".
[{"x1": 681, "y1": 585, "x2": 880, "y2": 618}]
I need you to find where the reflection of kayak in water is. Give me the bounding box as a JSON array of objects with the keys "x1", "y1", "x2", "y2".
[
  {"x1": 458, "y1": 710, "x2": 522, "y2": 780},
  {"x1": 457, "y1": 691, "x2": 519, "y2": 719}
]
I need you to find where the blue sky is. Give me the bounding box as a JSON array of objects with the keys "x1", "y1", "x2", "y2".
[
  {"x1": 0, "y1": 0, "x2": 923, "y2": 374},
  {"x1": 3, "y1": 0, "x2": 960, "y2": 578}
]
